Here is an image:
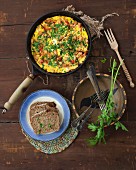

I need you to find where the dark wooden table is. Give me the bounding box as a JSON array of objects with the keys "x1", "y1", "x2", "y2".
[{"x1": 0, "y1": 0, "x2": 136, "y2": 170}]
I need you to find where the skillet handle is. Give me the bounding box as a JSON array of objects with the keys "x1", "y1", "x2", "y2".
[{"x1": 4, "y1": 74, "x2": 35, "y2": 111}]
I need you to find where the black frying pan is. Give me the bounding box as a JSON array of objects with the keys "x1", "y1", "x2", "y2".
[
  {"x1": 27, "y1": 11, "x2": 92, "y2": 76},
  {"x1": 3, "y1": 11, "x2": 92, "y2": 112}
]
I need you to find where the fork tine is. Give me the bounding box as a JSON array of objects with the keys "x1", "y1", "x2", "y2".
[
  {"x1": 104, "y1": 30, "x2": 111, "y2": 44},
  {"x1": 100, "y1": 104, "x2": 106, "y2": 111},
  {"x1": 107, "y1": 29, "x2": 113, "y2": 42},
  {"x1": 102, "y1": 104, "x2": 105, "y2": 109},
  {"x1": 109, "y1": 28, "x2": 116, "y2": 42},
  {"x1": 93, "y1": 90, "x2": 107, "y2": 102}
]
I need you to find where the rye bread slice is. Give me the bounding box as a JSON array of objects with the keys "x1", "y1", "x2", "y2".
[
  {"x1": 29, "y1": 102, "x2": 60, "y2": 134},
  {"x1": 30, "y1": 102, "x2": 56, "y2": 118},
  {"x1": 30, "y1": 111, "x2": 60, "y2": 134}
]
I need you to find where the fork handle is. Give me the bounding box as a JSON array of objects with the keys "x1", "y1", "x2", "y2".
[
  {"x1": 115, "y1": 49, "x2": 135, "y2": 88},
  {"x1": 71, "y1": 105, "x2": 91, "y2": 128},
  {"x1": 77, "y1": 107, "x2": 96, "y2": 131},
  {"x1": 87, "y1": 65, "x2": 101, "y2": 100}
]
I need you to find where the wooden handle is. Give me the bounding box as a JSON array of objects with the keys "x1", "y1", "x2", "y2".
[
  {"x1": 122, "y1": 63, "x2": 135, "y2": 88},
  {"x1": 115, "y1": 50, "x2": 135, "y2": 88},
  {"x1": 4, "y1": 74, "x2": 35, "y2": 111}
]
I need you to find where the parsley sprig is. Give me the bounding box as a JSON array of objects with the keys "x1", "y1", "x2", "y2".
[
  {"x1": 100, "y1": 58, "x2": 107, "y2": 63},
  {"x1": 87, "y1": 59, "x2": 128, "y2": 146}
]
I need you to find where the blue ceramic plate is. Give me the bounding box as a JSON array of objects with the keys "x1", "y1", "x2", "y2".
[{"x1": 20, "y1": 90, "x2": 70, "y2": 141}]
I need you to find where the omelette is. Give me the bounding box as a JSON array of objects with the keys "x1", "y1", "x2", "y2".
[{"x1": 31, "y1": 16, "x2": 88, "y2": 73}]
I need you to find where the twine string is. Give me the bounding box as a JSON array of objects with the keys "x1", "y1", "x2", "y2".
[
  {"x1": 38, "y1": 75, "x2": 48, "y2": 86},
  {"x1": 63, "y1": 5, "x2": 119, "y2": 39},
  {"x1": 25, "y1": 57, "x2": 32, "y2": 74}
]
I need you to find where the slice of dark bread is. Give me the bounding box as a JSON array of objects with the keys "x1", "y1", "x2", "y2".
[
  {"x1": 29, "y1": 102, "x2": 60, "y2": 134},
  {"x1": 30, "y1": 102, "x2": 56, "y2": 118}
]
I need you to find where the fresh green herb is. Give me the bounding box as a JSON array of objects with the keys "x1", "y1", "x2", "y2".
[
  {"x1": 47, "y1": 48, "x2": 51, "y2": 52},
  {"x1": 67, "y1": 35, "x2": 73, "y2": 44},
  {"x1": 108, "y1": 57, "x2": 120, "y2": 76},
  {"x1": 68, "y1": 51, "x2": 74, "y2": 57},
  {"x1": 42, "y1": 64, "x2": 44, "y2": 69},
  {"x1": 81, "y1": 40, "x2": 87, "y2": 47},
  {"x1": 37, "y1": 35, "x2": 42, "y2": 40},
  {"x1": 42, "y1": 56, "x2": 45, "y2": 60},
  {"x1": 48, "y1": 60, "x2": 52, "y2": 66},
  {"x1": 88, "y1": 59, "x2": 128, "y2": 146},
  {"x1": 100, "y1": 58, "x2": 107, "y2": 63},
  {"x1": 40, "y1": 123, "x2": 43, "y2": 128},
  {"x1": 108, "y1": 66, "x2": 120, "y2": 76},
  {"x1": 48, "y1": 123, "x2": 52, "y2": 128},
  {"x1": 115, "y1": 121, "x2": 128, "y2": 131},
  {"x1": 52, "y1": 63, "x2": 58, "y2": 67},
  {"x1": 33, "y1": 42, "x2": 39, "y2": 50},
  {"x1": 31, "y1": 48, "x2": 35, "y2": 52},
  {"x1": 55, "y1": 24, "x2": 62, "y2": 28}
]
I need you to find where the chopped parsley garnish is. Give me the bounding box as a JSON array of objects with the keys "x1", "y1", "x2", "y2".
[
  {"x1": 48, "y1": 60, "x2": 52, "y2": 66},
  {"x1": 48, "y1": 123, "x2": 52, "y2": 128},
  {"x1": 31, "y1": 16, "x2": 88, "y2": 73},
  {"x1": 55, "y1": 23, "x2": 62, "y2": 28},
  {"x1": 40, "y1": 123, "x2": 43, "y2": 128},
  {"x1": 42, "y1": 64, "x2": 44, "y2": 69},
  {"x1": 101, "y1": 58, "x2": 107, "y2": 63},
  {"x1": 33, "y1": 42, "x2": 39, "y2": 49}
]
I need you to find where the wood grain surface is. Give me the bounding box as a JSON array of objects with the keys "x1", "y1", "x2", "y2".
[{"x1": 0, "y1": 0, "x2": 136, "y2": 170}]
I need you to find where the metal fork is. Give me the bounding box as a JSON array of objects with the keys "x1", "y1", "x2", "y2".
[
  {"x1": 87, "y1": 65, "x2": 107, "y2": 111},
  {"x1": 104, "y1": 28, "x2": 135, "y2": 88},
  {"x1": 71, "y1": 90, "x2": 108, "y2": 128}
]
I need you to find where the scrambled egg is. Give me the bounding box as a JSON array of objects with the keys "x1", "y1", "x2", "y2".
[{"x1": 31, "y1": 16, "x2": 88, "y2": 73}]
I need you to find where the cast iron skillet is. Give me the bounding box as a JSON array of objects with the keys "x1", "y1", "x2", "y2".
[
  {"x1": 27, "y1": 11, "x2": 92, "y2": 76},
  {"x1": 3, "y1": 11, "x2": 92, "y2": 112}
]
